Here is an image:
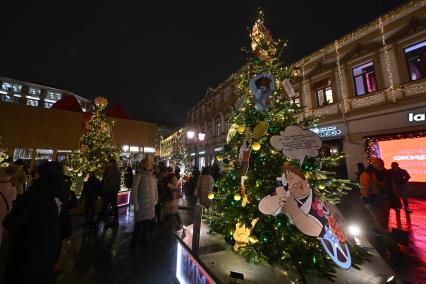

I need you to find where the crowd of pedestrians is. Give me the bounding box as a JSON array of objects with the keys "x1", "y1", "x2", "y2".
[
  {"x1": 0, "y1": 157, "x2": 127, "y2": 283},
  {"x1": 357, "y1": 157, "x2": 412, "y2": 261},
  {"x1": 0, "y1": 154, "x2": 218, "y2": 277},
  {"x1": 0, "y1": 153, "x2": 416, "y2": 283}
]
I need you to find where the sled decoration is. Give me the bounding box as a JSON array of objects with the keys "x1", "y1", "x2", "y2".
[{"x1": 320, "y1": 226, "x2": 352, "y2": 270}]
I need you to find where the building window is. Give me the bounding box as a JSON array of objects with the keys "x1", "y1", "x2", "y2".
[
  {"x1": 352, "y1": 61, "x2": 377, "y2": 96},
  {"x1": 1, "y1": 94, "x2": 16, "y2": 103},
  {"x1": 46, "y1": 91, "x2": 62, "y2": 102},
  {"x1": 28, "y1": 88, "x2": 41, "y2": 97},
  {"x1": 13, "y1": 148, "x2": 32, "y2": 160},
  {"x1": 44, "y1": 102, "x2": 53, "y2": 108},
  {"x1": 404, "y1": 41, "x2": 426, "y2": 81},
  {"x1": 313, "y1": 78, "x2": 333, "y2": 107},
  {"x1": 36, "y1": 149, "x2": 53, "y2": 161},
  {"x1": 1, "y1": 82, "x2": 22, "y2": 93},
  {"x1": 27, "y1": 99, "x2": 39, "y2": 107},
  {"x1": 290, "y1": 96, "x2": 301, "y2": 107}
]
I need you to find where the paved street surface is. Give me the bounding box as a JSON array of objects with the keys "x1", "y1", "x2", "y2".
[
  {"x1": 56, "y1": 195, "x2": 426, "y2": 284},
  {"x1": 339, "y1": 192, "x2": 426, "y2": 284},
  {"x1": 56, "y1": 206, "x2": 193, "y2": 284},
  {"x1": 387, "y1": 198, "x2": 426, "y2": 284}
]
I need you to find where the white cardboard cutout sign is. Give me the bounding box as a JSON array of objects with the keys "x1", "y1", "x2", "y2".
[
  {"x1": 259, "y1": 166, "x2": 352, "y2": 269},
  {"x1": 270, "y1": 126, "x2": 322, "y2": 164},
  {"x1": 249, "y1": 73, "x2": 275, "y2": 111},
  {"x1": 282, "y1": 79, "x2": 298, "y2": 99}
]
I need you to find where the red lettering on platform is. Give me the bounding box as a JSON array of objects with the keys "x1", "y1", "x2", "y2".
[{"x1": 177, "y1": 242, "x2": 215, "y2": 284}]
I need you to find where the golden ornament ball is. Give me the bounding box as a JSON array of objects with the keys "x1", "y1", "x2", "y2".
[
  {"x1": 237, "y1": 125, "x2": 246, "y2": 134},
  {"x1": 253, "y1": 121, "x2": 269, "y2": 139},
  {"x1": 216, "y1": 155, "x2": 223, "y2": 161},
  {"x1": 208, "y1": 192, "x2": 215, "y2": 200},
  {"x1": 252, "y1": 142, "x2": 261, "y2": 151},
  {"x1": 318, "y1": 184, "x2": 326, "y2": 190},
  {"x1": 234, "y1": 193, "x2": 241, "y2": 201}
]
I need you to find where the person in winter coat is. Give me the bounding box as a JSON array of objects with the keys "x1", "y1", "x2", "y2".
[
  {"x1": 97, "y1": 159, "x2": 121, "y2": 227},
  {"x1": 195, "y1": 167, "x2": 214, "y2": 207},
  {"x1": 54, "y1": 176, "x2": 77, "y2": 273},
  {"x1": 388, "y1": 162, "x2": 411, "y2": 213},
  {"x1": 130, "y1": 158, "x2": 157, "y2": 248},
  {"x1": 360, "y1": 158, "x2": 393, "y2": 232},
  {"x1": 11, "y1": 159, "x2": 27, "y2": 197},
  {"x1": 2, "y1": 161, "x2": 68, "y2": 284},
  {"x1": 355, "y1": 162, "x2": 365, "y2": 184},
  {"x1": 81, "y1": 173, "x2": 102, "y2": 225},
  {"x1": 162, "y1": 167, "x2": 181, "y2": 232},
  {"x1": 0, "y1": 166, "x2": 18, "y2": 247},
  {"x1": 154, "y1": 165, "x2": 167, "y2": 225},
  {"x1": 124, "y1": 165, "x2": 133, "y2": 189}
]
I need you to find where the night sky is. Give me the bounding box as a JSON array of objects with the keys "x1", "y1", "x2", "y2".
[{"x1": 1, "y1": 1, "x2": 407, "y2": 125}]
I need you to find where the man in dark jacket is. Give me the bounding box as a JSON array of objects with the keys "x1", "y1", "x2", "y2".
[
  {"x1": 97, "y1": 159, "x2": 121, "y2": 227},
  {"x1": 2, "y1": 161, "x2": 67, "y2": 284},
  {"x1": 124, "y1": 165, "x2": 133, "y2": 189},
  {"x1": 81, "y1": 173, "x2": 101, "y2": 225},
  {"x1": 388, "y1": 162, "x2": 411, "y2": 213}
]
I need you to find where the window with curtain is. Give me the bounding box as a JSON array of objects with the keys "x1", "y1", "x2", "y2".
[
  {"x1": 352, "y1": 61, "x2": 377, "y2": 96},
  {"x1": 313, "y1": 78, "x2": 333, "y2": 107},
  {"x1": 404, "y1": 40, "x2": 426, "y2": 81}
]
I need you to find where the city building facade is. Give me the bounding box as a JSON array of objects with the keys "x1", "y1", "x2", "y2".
[
  {"x1": 185, "y1": 1, "x2": 426, "y2": 195},
  {"x1": 0, "y1": 77, "x2": 156, "y2": 164},
  {"x1": 160, "y1": 128, "x2": 183, "y2": 167},
  {"x1": 155, "y1": 123, "x2": 181, "y2": 161},
  {"x1": 289, "y1": 0, "x2": 426, "y2": 188},
  {"x1": 185, "y1": 76, "x2": 238, "y2": 169},
  {"x1": 0, "y1": 76, "x2": 93, "y2": 111}
]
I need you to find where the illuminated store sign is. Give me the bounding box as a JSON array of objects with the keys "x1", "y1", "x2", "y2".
[
  {"x1": 310, "y1": 125, "x2": 342, "y2": 138},
  {"x1": 176, "y1": 241, "x2": 216, "y2": 284},
  {"x1": 408, "y1": 112, "x2": 426, "y2": 122}
]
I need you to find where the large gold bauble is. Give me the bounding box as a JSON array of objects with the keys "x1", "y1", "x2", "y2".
[{"x1": 252, "y1": 142, "x2": 261, "y2": 151}]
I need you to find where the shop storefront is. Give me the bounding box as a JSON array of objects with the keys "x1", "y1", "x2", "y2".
[
  {"x1": 310, "y1": 125, "x2": 348, "y2": 179},
  {"x1": 324, "y1": 105, "x2": 426, "y2": 196}
]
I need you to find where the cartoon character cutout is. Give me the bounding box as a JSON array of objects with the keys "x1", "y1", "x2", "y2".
[
  {"x1": 233, "y1": 219, "x2": 258, "y2": 251},
  {"x1": 249, "y1": 73, "x2": 275, "y2": 111},
  {"x1": 258, "y1": 163, "x2": 352, "y2": 269}
]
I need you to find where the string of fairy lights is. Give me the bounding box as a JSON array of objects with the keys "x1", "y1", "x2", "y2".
[
  {"x1": 300, "y1": 5, "x2": 426, "y2": 118},
  {"x1": 334, "y1": 40, "x2": 350, "y2": 114},
  {"x1": 293, "y1": 0, "x2": 426, "y2": 68}
]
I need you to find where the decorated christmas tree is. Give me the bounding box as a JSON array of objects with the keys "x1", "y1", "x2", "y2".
[
  {"x1": 206, "y1": 10, "x2": 367, "y2": 280},
  {"x1": 170, "y1": 131, "x2": 186, "y2": 167},
  {"x1": 65, "y1": 97, "x2": 120, "y2": 183}
]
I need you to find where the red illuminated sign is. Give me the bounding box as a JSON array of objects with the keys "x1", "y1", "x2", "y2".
[
  {"x1": 377, "y1": 137, "x2": 426, "y2": 182},
  {"x1": 176, "y1": 241, "x2": 216, "y2": 284},
  {"x1": 117, "y1": 191, "x2": 130, "y2": 207}
]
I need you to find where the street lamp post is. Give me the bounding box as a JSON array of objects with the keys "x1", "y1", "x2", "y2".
[{"x1": 186, "y1": 130, "x2": 205, "y2": 170}]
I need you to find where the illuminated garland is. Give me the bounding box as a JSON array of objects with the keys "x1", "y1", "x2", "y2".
[
  {"x1": 334, "y1": 40, "x2": 350, "y2": 113},
  {"x1": 293, "y1": 0, "x2": 426, "y2": 67}
]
